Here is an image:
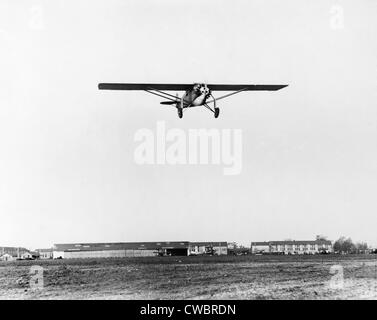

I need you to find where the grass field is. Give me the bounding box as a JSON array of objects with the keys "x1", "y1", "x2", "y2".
[{"x1": 1, "y1": 254, "x2": 377, "y2": 299}]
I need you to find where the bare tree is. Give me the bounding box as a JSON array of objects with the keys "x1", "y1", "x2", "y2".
[
  {"x1": 333, "y1": 236, "x2": 356, "y2": 254},
  {"x1": 354, "y1": 242, "x2": 368, "y2": 253}
]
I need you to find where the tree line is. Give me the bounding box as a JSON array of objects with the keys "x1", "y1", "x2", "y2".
[{"x1": 333, "y1": 236, "x2": 369, "y2": 254}]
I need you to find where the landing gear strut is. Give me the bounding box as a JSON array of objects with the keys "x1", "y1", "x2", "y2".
[
  {"x1": 177, "y1": 97, "x2": 184, "y2": 118},
  {"x1": 204, "y1": 103, "x2": 220, "y2": 118},
  {"x1": 211, "y1": 93, "x2": 219, "y2": 118},
  {"x1": 177, "y1": 108, "x2": 183, "y2": 118}
]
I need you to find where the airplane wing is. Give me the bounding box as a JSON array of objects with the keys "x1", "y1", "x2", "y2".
[
  {"x1": 98, "y1": 83, "x2": 288, "y2": 91},
  {"x1": 98, "y1": 83, "x2": 193, "y2": 91},
  {"x1": 205, "y1": 84, "x2": 288, "y2": 91}
]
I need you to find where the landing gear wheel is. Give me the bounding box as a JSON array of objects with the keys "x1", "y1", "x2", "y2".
[
  {"x1": 214, "y1": 108, "x2": 220, "y2": 118},
  {"x1": 178, "y1": 108, "x2": 183, "y2": 118}
]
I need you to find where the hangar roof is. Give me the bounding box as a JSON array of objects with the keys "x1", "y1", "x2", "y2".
[
  {"x1": 54, "y1": 242, "x2": 190, "y2": 252},
  {"x1": 189, "y1": 242, "x2": 227, "y2": 247}
]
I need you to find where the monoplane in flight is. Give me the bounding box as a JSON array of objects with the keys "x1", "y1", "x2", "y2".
[{"x1": 98, "y1": 82, "x2": 288, "y2": 118}]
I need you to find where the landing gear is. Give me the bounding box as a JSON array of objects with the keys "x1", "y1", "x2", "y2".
[
  {"x1": 210, "y1": 93, "x2": 220, "y2": 118},
  {"x1": 177, "y1": 97, "x2": 184, "y2": 118}
]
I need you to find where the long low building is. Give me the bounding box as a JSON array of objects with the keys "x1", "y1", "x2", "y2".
[
  {"x1": 53, "y1": 242, "x2": 191, "y2": 259},
  {"x1": 251, "y1": 239, "x2": 333, "y2": 255},
  {"x1": 53, "y1": 241, "x2": 229, "y2": 259}
]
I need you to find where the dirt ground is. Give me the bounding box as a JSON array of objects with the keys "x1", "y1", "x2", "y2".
[{"x1": 1, "y1": 254, "x2": 376, "y2": 299}]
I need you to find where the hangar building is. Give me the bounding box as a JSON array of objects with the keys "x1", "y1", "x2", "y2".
[{"x1": 53, "y1": 241, "x2": 190, "y2": 259}]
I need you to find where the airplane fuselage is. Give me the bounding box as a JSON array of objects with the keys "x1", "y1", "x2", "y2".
[{"x1": 181, "y1": 83, "x2": 210, "y2": 108}]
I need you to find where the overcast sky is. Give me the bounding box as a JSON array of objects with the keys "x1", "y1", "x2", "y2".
[{"x1": 1, "y1": 0, "x2": 376, "y2": 249}]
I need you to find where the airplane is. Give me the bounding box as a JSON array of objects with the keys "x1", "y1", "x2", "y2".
[{"x1": 98, "y1": 82, "x2": 288, "y2": 118}]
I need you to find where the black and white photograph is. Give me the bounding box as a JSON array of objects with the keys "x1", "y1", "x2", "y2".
[{"x1": 1, "y1": 0, "x2": 377, "y2": 305}]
